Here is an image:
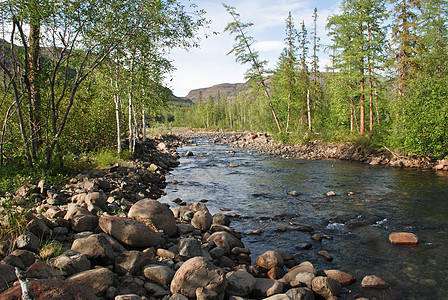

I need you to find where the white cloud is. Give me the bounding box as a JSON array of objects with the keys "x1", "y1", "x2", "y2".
[{"x1": 166, "y1": 0, "x2": 340, "y2": 96}]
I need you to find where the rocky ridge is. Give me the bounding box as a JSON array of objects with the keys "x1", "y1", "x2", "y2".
[{"x1": 0, "y1": 134, "x2": 404, "y2": 300}]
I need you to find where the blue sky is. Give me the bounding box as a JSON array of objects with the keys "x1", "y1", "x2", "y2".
[{"x1": 167, "y1": 0, "x2": 341, "y2": 96}]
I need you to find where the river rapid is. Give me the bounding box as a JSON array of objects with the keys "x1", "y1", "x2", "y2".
[{"x1": 160, "y1": 135, "x2": 448, "y2": 299}]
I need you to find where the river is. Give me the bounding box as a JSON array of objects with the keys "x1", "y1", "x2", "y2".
[{"x1": 159, "y1": 136, "x2": 448, "y2": 299}]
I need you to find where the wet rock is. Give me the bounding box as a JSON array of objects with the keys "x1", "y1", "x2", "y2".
[
  {"x1": 295, "y1": 226, "x2": 314, "y2": 232},
  {"x1": 0, "y1": 279, "x2": 98, "y2": 299},
  {"x1": 188, "y1": 202, "x2": 210, "y2": 213},
  {"x1": 324, "y1": 270, "x2": 356, "y2": 286},
  {"x1": 311, "y1": 276, "x2": 341, "y2": 298},
  {"x1": 15, "y1": 231, "x2": 39, "y2": 253},
  {"x1": 226, "y1": 270, "x2": 256, "y2": 297},
  {"x1": 281, "y1": 262, "x2": 316, "y2": 286},
  {"x1": 179, "y1": 238, "x2": 202, "y2": 259},
  {"x1": 185, "y1": 151, "x2": 194, "y2": 157},
  {"x1": 99, "y1": 216, "x2": 163, "y2": 248},
  {"x1": 326, "y1": 191, "x2": 336, "y2": 197},
  {"x1": 255, "y1": 251, "x2": 284, "y2": 270},
  {"x1": 170, "y1": 257, "x2": 227, "y2": 299},
  {"x1": 295, "y1": 242, "x2": 312, "y2": 250},
  {"x1": 143, "y1": 264, "x2": 175, "y2": 286},
  {"x1": 67, "y1": 267, "x2": 114, "y2": 295},
  {"x1": 229, "y1": 163, "x2": 239, "y2": 167},
  {"x1": 213, "y1": 213, "x2": 231, "y2": 226},
  {"x1": 191, "y1": 210, "x2": 213, "y2": 232},
  {"x1": 268, "y1": 267, "x2": 287, "y2": 280},
  {"x1": 114, "y1": 251, "x2": 147, "y2": 275},
  {"x1": 254, "y1": 278, "x2": 284, "y2": 298},
  {"x1": 71, "y1": 233, "x2": 115, "y2": 265},
  {"x1": 207, "y1": 231, "x2": 244, "y2": 254},
  {"x1": 286, "y1": 287, "x2": 315, "y2": 300},
  {"x1": 128, "y1": 198, "x2": 177, "y2": 237},
  {"x1": 288, "y1": 191, "x2": 300, "y2": 197},
  {"x1": 317, "y1": 251, "x2": 333, "y2": 261},
  {"x1": 388, "y1": 232, "x2": 419, "y2": 245},
  {"x1": 290, "y1": 272, "x2": 315, "y2": 288},
  {"x1": 360, "y1": 275, "x2": 389, "y2": 289}
]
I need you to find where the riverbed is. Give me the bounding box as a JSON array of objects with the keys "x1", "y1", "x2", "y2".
[{"x1": 160, "y1": 135, "x2": 448, "y2": 299}]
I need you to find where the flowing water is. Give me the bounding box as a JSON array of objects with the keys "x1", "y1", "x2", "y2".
[{"x1": 159, "y1": 136, "x2": 448, "y2": 299}]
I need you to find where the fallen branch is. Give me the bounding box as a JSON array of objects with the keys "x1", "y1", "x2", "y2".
[
  {"x1": 15, "y1": 267, "x2": 32, "y2": 300},
  {"x1": 383, "y1": 146, "x2": 403, "y2": 159}
]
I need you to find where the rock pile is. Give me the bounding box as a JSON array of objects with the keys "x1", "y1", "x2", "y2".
[{"x1": 0, "y1": 135, "x2": 391, "y2": 299}]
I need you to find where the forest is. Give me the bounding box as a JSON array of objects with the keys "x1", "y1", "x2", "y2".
[
  {"x1": 161, "y1": 1, "x2": 448, "y2": 160},
  {"x1": 1, "y1": 0, "x2": 448, "y2": 189}
]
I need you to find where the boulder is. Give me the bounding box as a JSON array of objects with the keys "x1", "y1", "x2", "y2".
[
  {"x1": 86, "y1": 192, "x2": 107, "y2": 211},
  {"x1": 289, "y1": 272, "x2": 315, "y2": 288},
  {"x1": 71, "y1": 233, "x2": 115, "y2": 265},
  {"x1": 0, "y1": 264, "x2": 16, "y2": 293},
  {"x1": 264, "y1": 295, "x2": 294, "y2": 300},
  {"x1": 360, "y1": 275, "x2": 389, "y2": 289},
  {"x1": 286, "y1": 287, "x2": 315, "y2": 300},
  {"x1": 179, "y1": 238, "x2": 202, "y2": 259},
  {"x1": 114, "y1": 250, "x2": 148, "y2": 275},
  {"x1": 311, "y1": 276, "x2": 341, "y2": 298},
  {"x1": 51, "y1": 250, "x2": 91, "y2": 276},
  {"x1": 170, "y1": 257, "x2": 227, "y2": 299},
  {"x1": 143, "y1": 264, "x2": 175, "y2": 286},
  {"x1": 15, "y1": 231, "x2": 39, "y2": 253},
  {"x1": 254, "y1": 278, "x2": 284, "y2": 298},
  {"x1": 188, "y1": 202, "x2": 209, "y2": 213},
  {"x1": 191, "y1": 210, "x2": 213, "y2": 231},
  {"x1": 71, "y1": 214, "x2": 98, "y2": 232},
  {"x1": 324, "y1": 270, "x2": 356, "y2": 286},
  {"x1": 98, "y1": 216, "x2": 163, "y2": 247},
  {"x1": 281, "y1": 262, "x2": 315, "y2": 286},
  {"x1": 67, "y1": 267, "x2": 114, "y2": 295},
  {"x1": 207, "y1": 231, "x2": 244, "y2": 253},
  {"x1": 25, "y1": 262, "x2": 62, "y2": 279},
  {"x1": 2, "y1": 254, "x2": 25, "y2": 269},
  {"x1": 226, "y1": 270, "x2": 256, "y2": 297},
  {"x1": 128, "y1": 199, "x2": 177, "y2": 237},
  {"x1": 255, "y1": 251, "x2": 284, "y2": 270},
  {"x1": 388, "y1": 232, "x2": 419, "y2": 245},
  {"x1": 10, "y1": 249, "x2": 36, "y2": 267},
  {"x1": 0, "y1": 279, "x2": 98, "y2": 299},
  {"x1": 212, "y1": 213, "x2": 231, "y2": 226}
]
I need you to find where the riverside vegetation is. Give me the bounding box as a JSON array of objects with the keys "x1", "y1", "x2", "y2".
[{"x1": 0, "y1": 134, "x2": 419, "y2": 300}]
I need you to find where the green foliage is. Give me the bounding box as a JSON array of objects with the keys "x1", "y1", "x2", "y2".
[{"x1": 0, "y1": 196, "x2": 29, "y2": 242}]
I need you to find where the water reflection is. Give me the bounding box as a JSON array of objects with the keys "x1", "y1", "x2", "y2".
[{"x1": 160, "y1": 137, "x2": 448, "y2": 299}]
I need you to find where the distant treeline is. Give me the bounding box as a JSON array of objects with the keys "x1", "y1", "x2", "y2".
[{"x1": 158, "y1": 1, "x2": 448, "y2": 159}]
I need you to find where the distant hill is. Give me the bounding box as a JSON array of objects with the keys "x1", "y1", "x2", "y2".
[{"x1": 183, "y1": 82, "x2": 249, "y2": 103}]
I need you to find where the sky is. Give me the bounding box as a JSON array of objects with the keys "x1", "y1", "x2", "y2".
[{"x1": 166, "y1": 0, "x2": 341, "y2": 97}]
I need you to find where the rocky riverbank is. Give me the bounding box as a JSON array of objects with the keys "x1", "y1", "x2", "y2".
[
  {"x1": 172, "y1": 129, "x2": 448, "y2": 171},
  {"x1": 0, "y1": 133, "x2": 409, "y2": 300}
]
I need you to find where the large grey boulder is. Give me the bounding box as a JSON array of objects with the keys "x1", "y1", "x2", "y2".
[
  {"x1": 67, "y1": 267, "x2": 114, "y2": 295},
  {"x1": 71, "y1": 233, "x2": 115, "y2": 265},
  {"x1": 143, "y1": 264, "x2": 175, "y2": 286},
  {"x1": 191, "y1": 210, "x2": 213, "y2": 232},
  {"x1": 170, "y1": 257, "x2": 227, "y2": 299},
  {"x1": 114, "y1": 251, "x2": 148, "y2": 275},
  {"x1": 128, "y1": 199, "x2": 177, "y2": 237},
  {"x1": 207, "y1": 231, "x2": 244, "y2": 253},
  {"x1": 98, "y1": 215, "x2": 163, "y2": 247},
  {"x1": 225, "y1": 270, "x2": 256, "y2": 297},
  {"x1": 254, "y1": 251, "x2": 284, "y2": 270}
]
